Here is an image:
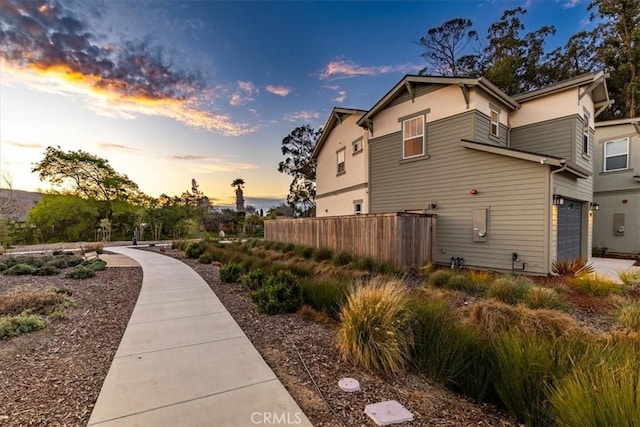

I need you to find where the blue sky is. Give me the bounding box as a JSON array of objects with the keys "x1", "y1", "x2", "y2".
[{"x1": 0, "y1": 0, "x2": 596, "y2": 211}]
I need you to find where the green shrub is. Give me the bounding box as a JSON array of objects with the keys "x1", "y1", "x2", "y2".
[
  {"x1": 524, "y1": 287, "x2": 567, "y2": 311},
  {"x1": 285, "y1": 262, "x2": 314, "y2": 277},
  {"x1": 333, "y1": 251, "x2": 353, "y2": 266},
  {"x1": 85, "y1": 259, "x2": 106, "y2": 271},
  {"x1": 300, "y1": 246, "x2": 315, "y2": 259},
  {"x1": 409, "y1": 296, "x2": 483, "y2": 392},
  {"x1": 198, "y1": 252, "x2": 215, "y2": 264},
  {"x1": 352, "y1": 255, "x2": 376, "y2": 273},
  {"x1": 490, "y1": 332, "x2": 580, "y2": 426},
  {"x1": 35, "y1": 265, "x2": 60, "y2": 276},
  {"x1": 0, "y1": 313, "x2": 46, "y2": 339},
  {"x1": 3, "y1": 263, "x2": 37, "y2": 276},
  {"x1": 47, "y1": 255, "x2": 83, "y2": 269},
  {"x1": 0, "y1": 262, "x2": 8, "y2": 272},
  {"x1": 300, "y1": 275, "x2": 350, "y2": 317},
  {"x1": 313, "y1": 246, "x2": 333, "y2": 262},
  {"x1": 282, "y1": 243, "x2": 296, "y2": 253},
  {"x1": 251, "y1": 279, "x2": 303, "y2": 315},
  {"x1": 172, "y1": 240, "x2": 188, "y2": 250},
  {"x1": 66, "y1": 265, "x2": 96, "y2": 279},
  {"x1": 486, "y1": 275, "x2": 533, "y2": 304},
  {"x1": 185, "y1": 241, "x2": 206, "y2": 258},
  {"x1": 337, "y1": 277, "x2": 412, "y2": 376},
  {"x1": 570, "y1": 274, "x2": 620, "y2": 296},
  {"x1": 445, "y1": 273, "x2": 484, "y2": 295},
  {"x1": 428, "y1": 269, "x2": 455, "y2": 288},
  {"x1": 240, "y1": 268, "x2": 267, "y2": 291},
  {"x1": 615, "y1": 301, "x2": 640, "y2": 331},
  {"x1": 219, "y1": 262, "x2": 244, "y2": 283}
]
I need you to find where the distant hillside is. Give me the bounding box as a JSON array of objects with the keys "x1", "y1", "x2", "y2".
[{"x1": 0, "y1": 189, "x2": 43, "y2": 221}]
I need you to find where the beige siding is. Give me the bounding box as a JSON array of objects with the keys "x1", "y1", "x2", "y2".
[
  {"x1": 511, "y1": 89, "x2": 580, "y2": 127},
  {"x1": 510, "y1": 115, "x2": 576, "y2": 159},
  {"x1": 369, "y1": 112, "x2": 549, "y2": 273},
  {"x1": 316, "y1": 187, "x2": 368, "y2": 217}
]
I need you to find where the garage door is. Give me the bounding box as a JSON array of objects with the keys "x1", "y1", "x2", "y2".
[{"x1": 557, "y1": 200, "x2": 582, "y2": 262}]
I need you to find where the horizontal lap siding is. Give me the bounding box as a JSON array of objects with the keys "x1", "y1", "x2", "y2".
[
  {"x1": 369, "y1": 111, "x2": 548, "y2": 273},
  {"x1": 510, "y1": 115, "x2": 576, "y2": 159},
  {"x1": 474, "y1": 111, "x2": 508, "y2": 145},
  {"x1": 264, "y1": 214, "x2": 435, "y2": 268}
]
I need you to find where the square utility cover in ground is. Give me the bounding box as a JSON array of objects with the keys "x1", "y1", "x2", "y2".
[{"x1": 365, "y1": 400, "x2": 414, "y2": 426}]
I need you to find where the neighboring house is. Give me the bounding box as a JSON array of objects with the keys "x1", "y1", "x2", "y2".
[
  {"x1": 593, "y1": 118, "x2": 640, "y2": 255},
  {"x1": 313, "y1": 108, "x2": 368, "y2": 216},
  {"x1": 314, "y1": 72, "x2": 611, "y2": 274}
]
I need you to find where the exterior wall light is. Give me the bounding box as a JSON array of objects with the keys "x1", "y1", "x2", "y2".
[
  {"x1": 589, "y1": 202, "x2": 600, "y2": 210},
  {"x1": 553, "y1": 195, "x2": 565, "y2": 205}
]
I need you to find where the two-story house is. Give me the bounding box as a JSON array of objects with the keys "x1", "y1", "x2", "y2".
[
  {"x1": 314, "y1": 72, "x2": 610, "y2": 274},
  {"x1": 593, "y1": 118, "x2": 640, "y2": 255}
]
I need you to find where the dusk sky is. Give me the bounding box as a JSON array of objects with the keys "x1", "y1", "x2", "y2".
[{"x1": 1, "y1": 0, "x2": 597, "y2": 210}]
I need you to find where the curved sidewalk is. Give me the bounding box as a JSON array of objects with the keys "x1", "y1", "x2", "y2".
[{"x1": 88, "y1": 246, "x2": 312, "y2": 427}]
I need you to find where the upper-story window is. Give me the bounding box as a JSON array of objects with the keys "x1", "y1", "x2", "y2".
[
  {"x1": 354, "y1": 200, "x2": 362, "y2": 215},
  {"x1": 490, "y1": 108, "x2": 500, "y2": 138},
  {"x1": 336, "y1": 148, "x2": 346, "y2": 174},
  {"x1": 604, "y1": 138, "x2": 629, "y2": 172},
  {"x1": 403, "y1": 115, "x2": 424, "y2": 158},
  {"x1": 352, "y1": 138, "x2": 363, "y2": 154},
  {"x1": 582, "y1": 112, "x2": 590, "y2": 154}
]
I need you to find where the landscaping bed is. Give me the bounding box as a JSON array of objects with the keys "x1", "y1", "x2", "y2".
[
  {"x1": 157, "y1": 245, "x2": 516, "y2": 426},
  {"x1": 0, "y1": 253, "x2": 142, "y2": 426}
]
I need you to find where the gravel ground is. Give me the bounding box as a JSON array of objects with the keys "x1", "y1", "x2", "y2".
[
  {"x1": 161, "y1": 248, "x2": 516, "y2": 427},
  {"x1": 0, "y1": 262, "x2": 142, "y2": 427}
]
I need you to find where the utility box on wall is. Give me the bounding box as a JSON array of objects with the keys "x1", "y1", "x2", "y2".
[
  {"x1": 613, "y1": 213, "x2": 625, "y2": 236},
  {"x1": 472, "y1": 208, "x2": 488, "y2": 243}
]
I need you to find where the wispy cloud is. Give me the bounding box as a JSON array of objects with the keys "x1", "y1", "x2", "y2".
[
  {"x1": 284, "y1": 110, "x2": 322, "y2": 123},
  {"x1": 318, "y1": 59, "x2": 421, "y2": 80},
  {"x1": 265, "y1": 85, "x2": 292, "y2": 97},
  {"x1": 0, "y1": 1, "x2": 255, "y2": 136},
  {"x1": 170, "y1": 155, "x2": 258, "y2": 172},
  {"x1": 99, "y1": 143, "x2": 139, "y2": 152},
  {"x1": 2, "y1": 140, "x2": 43, "y2": 149},
  {"x1": 563, "y1": 0, "x2": 583, "y2": 8},
  {"x1": 229, "y1": 81, "x2": 258, "y2": 106}
]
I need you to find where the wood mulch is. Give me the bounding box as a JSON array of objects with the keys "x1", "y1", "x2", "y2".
[{"x1": 0, "y1": 262, "x2": 142, "y2": 426}]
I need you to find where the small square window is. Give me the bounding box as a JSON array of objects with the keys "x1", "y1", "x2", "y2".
[
  {"x1": 336, "y1": 148, "x2": 345, "y2": 174},
  {"x1": 403, "y1": 116, "x2": 424, "y2": 158},
  {"x1": 354, "y1": 202, "x2": 362, "y2": 214},
  {"x1": 352, "y1": 139, "x2": 362, "y2": 154},
  {"x1": 490, "y1": 109, "x2": 500, "y2": 137}
]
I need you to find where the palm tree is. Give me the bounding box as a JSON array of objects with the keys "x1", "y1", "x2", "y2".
[{"x1": 231, "y1": 178, "x2": 245, "y2": 211}]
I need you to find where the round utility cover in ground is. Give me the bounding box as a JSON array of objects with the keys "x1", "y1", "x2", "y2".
[{"x1": 338, "y1": 378, "x2": 360, "y2": 392}]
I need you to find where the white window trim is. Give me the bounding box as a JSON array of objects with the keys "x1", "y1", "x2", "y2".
[
  {"x1": 604, "y1": 137, "x2": 629, "y2": 172},
  {"x1": 353, "y1": 200, "x2": 362, "y2": 215},
  {"x1": 490, "y1": 108, "x2": 500, "y2": 138},
  {"x1": 582, "y1": 112, "x2": 590, "y2": 154},
  {"x1": 336, "y1": 148, "x2": 346, "y2": 174},
  {"x1": 402, "y1": 115, "x2": 425, "y2": 159},
  {"x1": 352, "y1": 138, "x2": 363, "y2": 155}
]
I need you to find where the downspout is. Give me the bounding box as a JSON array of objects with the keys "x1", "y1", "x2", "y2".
[{"x1": 548, "y1": 159, "x2": 568, "y2": 273}]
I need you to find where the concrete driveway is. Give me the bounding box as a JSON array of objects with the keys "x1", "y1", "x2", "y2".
[{"x1": 591, "y1": 257, "x2": 639, "y2": 283}]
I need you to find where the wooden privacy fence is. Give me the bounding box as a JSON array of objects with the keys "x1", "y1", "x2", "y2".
[{"x1": 264, "y1": 212, "x2": 436, "y2": 268}]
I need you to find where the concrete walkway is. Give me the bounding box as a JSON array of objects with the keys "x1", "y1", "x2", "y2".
[
  {"x1": 591, "y1": 257, "x2": 640, "y2": 284},
  {"x1": 88, "y1": 246, "x2": 312, "y2": 427}
]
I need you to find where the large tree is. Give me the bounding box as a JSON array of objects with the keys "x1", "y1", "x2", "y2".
[
  {"x1": 32, "y1": 146, "x2": 141, "y2": 203},
  {"x1": 277, "y1": 125, "x2": 320, "y2": 216},
  {"x1": 416, "y1": 18, "x2": 479, "y2": 76},
  {"x1": 590, "y1": 0, "x2": 640, "y2": 118}
]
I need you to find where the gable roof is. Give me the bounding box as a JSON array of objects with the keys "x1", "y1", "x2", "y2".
[
  {"x1": 312, "y1": 107, "x2": 367, "y2": 159},
  {"x1": 595, "y1": 117, "x2": 640, "y2": 135},
  {"x1": 356, "y1": 75, "x2": 520, "y2": 129},
  {"x1": 513, "y1": 71, "x2": 612, "y2": 116}
]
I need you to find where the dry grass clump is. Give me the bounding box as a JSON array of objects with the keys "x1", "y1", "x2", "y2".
[
  {"x1": 337, "y1": 276, "x2": 412, "y2": 376},
  {"x1": 468, "y1": 269, "x2": 493, "y2": 284},
  {"x1": 486, "y1": 275, "x2": 533, "y2": 304},
  {"x1": 524, "y1": 286, "x2": 568, "y2": 311},
  {"x1": 461, "y1": 300, "x2": 578, "y2": 339},
  {"x1": 0, "y1": 288, "x2": 70, "y2": 316},
  {"x1": 614, "y1": 299, "x2": 640, "y2": 331},
  {"x1": 569, "y1": 274, "x2": 620, "y2": 296},
  {"x1": 618, "y1": 270, "x2": 640, "y2": 287}
]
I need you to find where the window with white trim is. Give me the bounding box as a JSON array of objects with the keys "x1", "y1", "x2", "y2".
[
  {"x1": 354, "y1": 201, "x2": 362, "y2": 215},
  {"x1": 604, "y1": 138, "x2": 629, "y2": 172},
  {"x1": 352, "y1": 139, "x2": 362, "y2": 154},
  {"x1": 490, "y1": 108, "x2": 500, "y2": 137},
  {"x1": 336, "y1": 148, "x2": 345, "y2": 174},
  {"x1": 403, "y1": 116, "x2": 424, "y2": 158},
  {"x1": 582, "y1": 112, "x2": 589, "y2": 154}
]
